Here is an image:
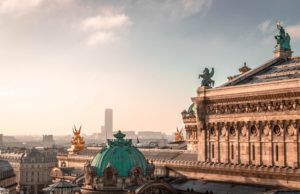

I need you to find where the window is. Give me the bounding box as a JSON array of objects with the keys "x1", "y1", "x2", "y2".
[
  {"x1": 274, "y1": 125, "x2": 281, "y2": 136},
  {"x1": 252, "y1": 144, "x2": 255, "y2": 160},
  {"x1": 230, "y1": 127, "x2": 236, "y2": 136},
  {"x1": 231, "y1": 144, "x2": 234, "y2": 160},
  {"x1": 212, "y1": 144, "x2": 215, "y2": 158},
  {"x1": 275, "y1": 145, "x2": 279, "y2": 161}
]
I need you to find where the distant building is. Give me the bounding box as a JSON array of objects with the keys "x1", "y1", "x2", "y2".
[
  {"x1": 0, "y1": 188, "x2": 9, "y2": 194},
  {"x1": 0, "y1": 134, "x2": 3, "y2": 146},
  {"x1": 100, "y1": 126, "x2": 105, "y2": 135},
  {"x1": 0, "y1": 160, "x2": 16, "y2": 194},
  {"x1": 0, "y1": 148, "x2": 57, "y2": 194},
  {"x1": 137, "y1": 131, "x2": 163, "y2": 139},
  {"x1": 122, "y1": 131, "x2": 136, "y2": 139},
  {"x1": 104, "y1": 109, "x2": 113, "y2": 139},
  {"x1": 42, "y1": 135, "x2": 55, "y2": 148}
]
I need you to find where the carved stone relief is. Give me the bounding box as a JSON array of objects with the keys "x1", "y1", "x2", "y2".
[
  {"x1": 241, "y1": 126, "x2": 247, "y2": 137},
  {"x1": 263, "y1": 125, "x2": 270, "y2": 136}
]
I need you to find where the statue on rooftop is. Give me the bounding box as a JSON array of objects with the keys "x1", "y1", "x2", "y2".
[
  {"x1": 70, "y1": 125, "x2": 85, "y2": 151},
  {"x1": 274, "y1": 21, "x2": 291, "y2": 50},
  {"x1": 175, "y1": 127, "x2": 184, "y2": 142},
  {"x1": 198, "y1": 67, "x2": 214, "y2": 87},
  {"x1": 84, "y1": 160, "x2": 94, "y2": 186}
]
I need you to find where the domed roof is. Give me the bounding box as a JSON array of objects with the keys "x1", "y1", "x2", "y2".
[{"x1": 91, "y1": 131, "x2": 148, "y2": 177}]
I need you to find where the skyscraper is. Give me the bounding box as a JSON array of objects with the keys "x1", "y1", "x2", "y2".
[{"x1": 104, "y1": 109, "x2": 113, "y2": 139}]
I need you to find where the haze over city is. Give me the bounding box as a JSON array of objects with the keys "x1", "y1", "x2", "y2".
[{"x1": 1, "y1": 0, "x2": 300, "y2": 135}]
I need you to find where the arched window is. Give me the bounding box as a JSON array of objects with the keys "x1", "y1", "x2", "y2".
[
  {"x1": 274, "y1": 125, "x2": 281, "y2": 136},
  {"x1": 230, "y1": 127, "x2": 236, "y2": 136},
  {"x1": 250, "y1": 126, "x2": 258, "y2": 136},
  {"x1": 212, "y1": 144, "x2": 215, "y2": 158},
  {"x1": 252, "y1": 144, "x2": 255, "y2": 161},
  {"x1": 275, "y1": 145, "x2": 279, "y2": 161},
  {"x1": 231, "y1": 144, "x2": 234, "y2": 160},
  {"x1": 210, "y1": 127, "x2": 216, "y2": 136}
]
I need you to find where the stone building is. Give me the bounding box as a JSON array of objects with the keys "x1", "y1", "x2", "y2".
[
  {"x1": 0, "y1": 160, "x2": 16, "y2": 194},
  {"x1": 181, "y1": 23, "x2": 300, "y2": 188},
  {"x1": 0, "y1": 148, "x2": 57, "y2": 194}
]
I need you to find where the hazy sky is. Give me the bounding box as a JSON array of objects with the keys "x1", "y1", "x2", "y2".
[{"x1": 1, "y1": 0, "x2": 300, "y2": 135}]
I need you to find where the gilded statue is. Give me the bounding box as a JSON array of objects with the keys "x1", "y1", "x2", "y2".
[
  {"x1": 70, "y1": 125, "x2": 85, "y2": 151},
  {"x1": 175, "y1": 127, "x2": 184, "y2": 142},
  {"x1": 198, "y1": 67, "x2": 215, "y2": 87}
]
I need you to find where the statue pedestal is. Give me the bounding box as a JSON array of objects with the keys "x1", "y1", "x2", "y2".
[
  {"x1": 273, "y1": 49, "x2": 293, "y2": 59},
  {"x1": 197, "y1": 86, "x2": 211, "y2": 97}
]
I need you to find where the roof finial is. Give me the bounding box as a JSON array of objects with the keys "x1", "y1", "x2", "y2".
[{"x1": 114, "y1": 130, "x2": 126, "y2": 140}]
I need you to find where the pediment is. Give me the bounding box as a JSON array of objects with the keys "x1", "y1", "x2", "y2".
[{"x1": 221, "y1": 57, "x2": 300, "y2": 87}]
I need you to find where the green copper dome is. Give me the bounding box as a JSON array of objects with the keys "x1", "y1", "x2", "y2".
[{"x1": 91, "y1": 131, "x2": 148, "y2": 177}]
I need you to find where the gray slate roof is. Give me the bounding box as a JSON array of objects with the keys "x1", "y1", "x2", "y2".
[
  {"x1": 43, "y1": 179, "x2": 81, "y2": 192},
  {"x1": 222, "y1": 57, "x2": 300, "y2": 87}
]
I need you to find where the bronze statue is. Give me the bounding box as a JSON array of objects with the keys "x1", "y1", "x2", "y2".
[
  {"x1": 199, "y1": 67, "x2": 215, "y2": 87},
  {"x1": 274, "y1": 21, "x2": 291, "y2": 50}
]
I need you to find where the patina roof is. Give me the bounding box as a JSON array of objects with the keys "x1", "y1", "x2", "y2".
[{"x1": 91, "y1": 130, "x2": 148, "y2": 177}]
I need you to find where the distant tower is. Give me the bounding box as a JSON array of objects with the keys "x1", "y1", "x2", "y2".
[
  {"x1": 42, "y1": 135, "x2": 55, "y2": 148},
  {"x1": 104, "y1": 109, "x2": 113, "y2": 139}
]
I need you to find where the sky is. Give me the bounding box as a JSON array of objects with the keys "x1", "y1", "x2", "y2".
[{"x1": 1, "y1": 0, "x2": 300, "y2": 135}]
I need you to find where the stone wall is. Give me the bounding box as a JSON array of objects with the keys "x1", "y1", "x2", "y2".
[{"x1": 181, "y1": 78, "x2": 300, "y2": 188}]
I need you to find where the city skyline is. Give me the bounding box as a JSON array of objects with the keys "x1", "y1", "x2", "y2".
[{"x1": 1, "y1": 0, "x2": 300, "y2": 135}]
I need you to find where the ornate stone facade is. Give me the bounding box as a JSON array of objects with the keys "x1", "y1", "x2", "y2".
[
  {"x1": 182, "y1": 34, "x2": 300, "y2": 187},
  {"x1": 199, "y1": 80, "x2": 300, "y2": 167},
  {"x1": 182, "y1": 104, "x2": 198, "y2": 151},
  {"x1": 0, "y1": 148, "x2": 57, "y2": 194}
]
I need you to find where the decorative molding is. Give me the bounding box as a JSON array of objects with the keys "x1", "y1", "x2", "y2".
[{"x1": 206, "y1": 99, "x2": 299, "y2": 115}]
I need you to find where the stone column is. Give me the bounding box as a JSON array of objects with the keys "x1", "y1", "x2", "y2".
[
  {"x1": 239, "y1": 123, "x2": 249, "y2": 165},
  {"x1": 261, "y1": 122, "x2": 272, "y2": 166},
  {"x1": 285, "y1": 121, "x2": 298, "y2": 168},
  {"x1": 196, "y1": 86, "x2": 208, "y2": 162}
]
